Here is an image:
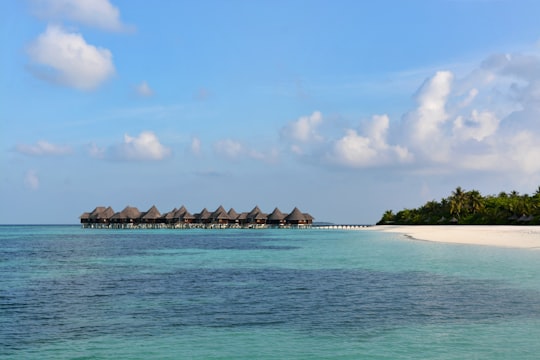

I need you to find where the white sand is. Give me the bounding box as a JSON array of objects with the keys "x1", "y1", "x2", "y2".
[{"x1": 374, "y1": 225, "x2": 540, "y2": 249}]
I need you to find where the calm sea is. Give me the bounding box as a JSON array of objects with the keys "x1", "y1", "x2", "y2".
[{"x1": 1, "y1": 225, "x2": 540, "y2": 359}]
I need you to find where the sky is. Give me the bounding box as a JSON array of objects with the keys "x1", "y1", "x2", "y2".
[{"x1": 2, "y1": 0, "x2": 540, "y2": 224}]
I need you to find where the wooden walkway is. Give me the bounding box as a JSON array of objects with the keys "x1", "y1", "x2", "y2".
[{"x1": 313, "y1": 225, "x2": 372, "y2": 230}]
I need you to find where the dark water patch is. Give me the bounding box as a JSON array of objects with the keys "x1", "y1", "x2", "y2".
[
  {"x1": 0, "y1": 231, "x2": 298, "y2": 265},
  {"x1": 2, "y1": 266, "x2": 540, "y2": 354}
]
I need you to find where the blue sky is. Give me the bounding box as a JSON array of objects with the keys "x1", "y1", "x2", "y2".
[{"x1": 2, "y1": 0, "x2": 540, "y2": 224}]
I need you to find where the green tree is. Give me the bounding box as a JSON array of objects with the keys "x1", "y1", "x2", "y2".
[
  {"x1": 450, "y1": 186, "x2": 466, "y2": 218},
  {"x1": 467, "y1": 190, "x2": 484, "y2": 214}
]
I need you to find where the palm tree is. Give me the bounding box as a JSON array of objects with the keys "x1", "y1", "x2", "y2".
[
  {"x1": 450, "y1": 186, "x2": 466, "y2": 218},
  {"x1": 379, "y1": 210, "x2": 395, "y2": 224},
  {"x1": 467, "y1": 190, "x2": 484, "y2": 214}
]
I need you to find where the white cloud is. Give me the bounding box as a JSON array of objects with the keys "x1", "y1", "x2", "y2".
[
  {"x1": 15, "y1": 140, "x2": 72, "y2": 156},
  {"x1": 27, "y1": 25, "x2": 115, "y2": 90},
  {"x1": 135, "y1": 81, "x2": 154, "y2": 97},
  {"x1": 108, "y1": 131, "x2": 171, "y2": 161},
  {"x1": 453, "y1": 110, "x2": 499, "y2": 142},
  {"x1": 332, "y1": 129, "x2": 378, "y2": 167},
  {"x1": 394, "y1": 50, "x2": 540, "y2": 175},
  {"x1": 214, "y1": 139, "x2": 243, "y2": 159},
  {"x1": 404, "y1": 71, "x2": 453, "y2": 161},
  {"x1": 504, "y1": 131, "x2": 540, "y2": 174},
  {"x1": 279, "y1": 48, "x2": 540, "y2": 177},
  {"x1": 280, "y1": 111, "x2": 323, "y2": 143},
  {"x1": 458, "y1": 88, "x2": 479, "y2": 108},
  {"x1": 329, "y1": 115, "x2": 412, "y2": 167},
  {"x1": 24, "y1": 170, "x2": 40, "y2": 190},
  {"x1": 32, "y1": 0, "x2": 132, "y2": 32}
]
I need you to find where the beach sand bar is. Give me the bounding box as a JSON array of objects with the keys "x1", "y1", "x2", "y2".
[{"x1": 375, "y1": 225, "x2": 540, "y2": 249}]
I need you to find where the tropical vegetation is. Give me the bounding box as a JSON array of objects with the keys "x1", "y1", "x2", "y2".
[{"x1": 377, "y1": 186, "x2": 540, "y2": 225}]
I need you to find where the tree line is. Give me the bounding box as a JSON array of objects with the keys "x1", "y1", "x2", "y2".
[{"x1": 377, "y1": 186, "x2": 540, "y2": 225}]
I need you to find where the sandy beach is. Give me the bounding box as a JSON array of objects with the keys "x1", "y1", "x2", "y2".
[{"x1": 375, "y1": 225, "x2": 540, "y2": 249}]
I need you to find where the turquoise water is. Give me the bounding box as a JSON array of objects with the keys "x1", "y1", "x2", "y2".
[{"x1": 1, "y1": 226, "x2": 540, "y2": 359}]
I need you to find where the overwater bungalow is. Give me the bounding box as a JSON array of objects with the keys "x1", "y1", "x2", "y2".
[
  {"x1": 285, "y1": 207, "x2": 310, "y2": 227},
  {"x1": 162, "y1": 208, "x2": 177, "y2": 225},
  {"x1": 80, "y1": 205, "x2": 313, "y2": 229},
  {"x1": 227, "y1": 208, "x2": 240, "y2": 226},
  {"x1": 110, "y1": 206, "x2": 141, "y2": 228},
  {"x1": 195, "y1": 208, "x2": 212, "y2": 224},
  {"x1": 267, "y1": 207, "x2": 287, "y2": 227},
  {"x1": 246, "y1": 206, "x2": 267, "y2": 227},
  {"x1": 140, "y1": 205, "x2": 162, "y2": 228},
  {"x1": 210, "y1": 206, "x2": 230, "y2": 227},
  {"x1": 80, "y1": 206, "x2": 115, "y2": 228}
]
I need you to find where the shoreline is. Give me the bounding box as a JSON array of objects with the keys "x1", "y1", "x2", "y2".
[{"x1": 373, "y1": 225, "x2": 540, "y2": 249}]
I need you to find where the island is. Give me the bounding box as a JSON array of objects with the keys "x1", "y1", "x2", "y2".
[{"x1": 377, "y1": 186, "x2": 540, "y2": 225}]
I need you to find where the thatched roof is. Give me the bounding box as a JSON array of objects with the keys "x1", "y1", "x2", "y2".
[
  {"x1": 141, "y1": 205, "x2": 161, "y2": 220},
  {"x1": 237, "y1": 212, "x2": 248, "y2": 220},
  {"x1": 173, "y1": 206, "x2": 187, "y2": 219},
  {"x1": 248, "y1": 206, "x2": 262, "y2": 218},
  {"x1": 228, "y1": 208, "x2": 239, "y2": 219},
  {"x1": 103, "y1": 206, "x2": 115, "y2": 219},
  {"x1": 211, "y1": 205, "x2": 229, "y2": 220},
  {"x1": 518, "y1": 215, "x2": 534, "y2": 222},
  {"x1": 253, "y1": 212, "x2": 268, "y2": 220},
  {"x1": 89, "y1": 206, "x2": 106, "y2": 219},
  {"x1": 163, "y1": 208, "x2": 177, "y2": 220},
  {"x1": 303, "y1": 213, "x2": 314, "y2": 221},
  {"x1": 196, "y1": 208, "x2": 211, "y2": 220},
  {"x1": 80, "y1": 212, "x2": 90, "y2": 220},
  {"x1": 285, "y1": 207, "x2": 306, "y2": 222},
  {"x1": 177, "y1": 205, "x2": 188, "y2": 215},
  {"x1": 112, "y1": 206, "x2": 141, "y2": 220},
  {"x1": 267, "y1": 207, "x2": 286, "y2": 221},
  {"x1": 182, "y1": 210, "x2": 195, "y2": 220},
  {"x1": 87, "y1": 206, "x2": 114, "y2": 220}
]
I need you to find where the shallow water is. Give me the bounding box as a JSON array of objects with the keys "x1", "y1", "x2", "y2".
[{"x1": 1, "y1": 226, "x2": 540, "y2": 359}]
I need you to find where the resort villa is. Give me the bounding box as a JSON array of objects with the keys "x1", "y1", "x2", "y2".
[{"x1": 80, "y1": 205, "x2": 314, "y2": 229}]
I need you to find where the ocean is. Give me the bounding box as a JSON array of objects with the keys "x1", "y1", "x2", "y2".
[{"x1": 1, "y1": 225, "x2": 540, "y2": 359}]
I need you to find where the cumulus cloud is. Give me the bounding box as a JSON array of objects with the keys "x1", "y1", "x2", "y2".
[
  {"x1": 32, "y1": 0, "x2": 133, "y2": 32},
  {"x1": 329, "y1": 115, "x2": 412, "y2": 167},
  {"x1": 280, "y1": 48, "x2": 540, "y2": 177},
  {"x1": 27, "y1": 25, "x2": 115, "y2": 90},
  {"x1": 106, "y1": 131, "x2": 171, "y2": 161},
  {"x1": 403, "y1": 71, "x2": 453, "y2": 161},
  {"x1": 135, "y1": 81, "x2": 153, "y2": 97},
  {"x1": 15, "y1": 140, "x2": 72, "y2": 156},
  {"x1": 453, "y1": 110, "x2": 499, "y2": 142},
  {"x1": 280, "y1": 111, "x2": 323, "y2": 143},
  {"x1": 24, "y1": 170, "x2": 40, "y2": 190},
  {"x1": 395, "y1": 50, "x2": 540, "y2": 175}
]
